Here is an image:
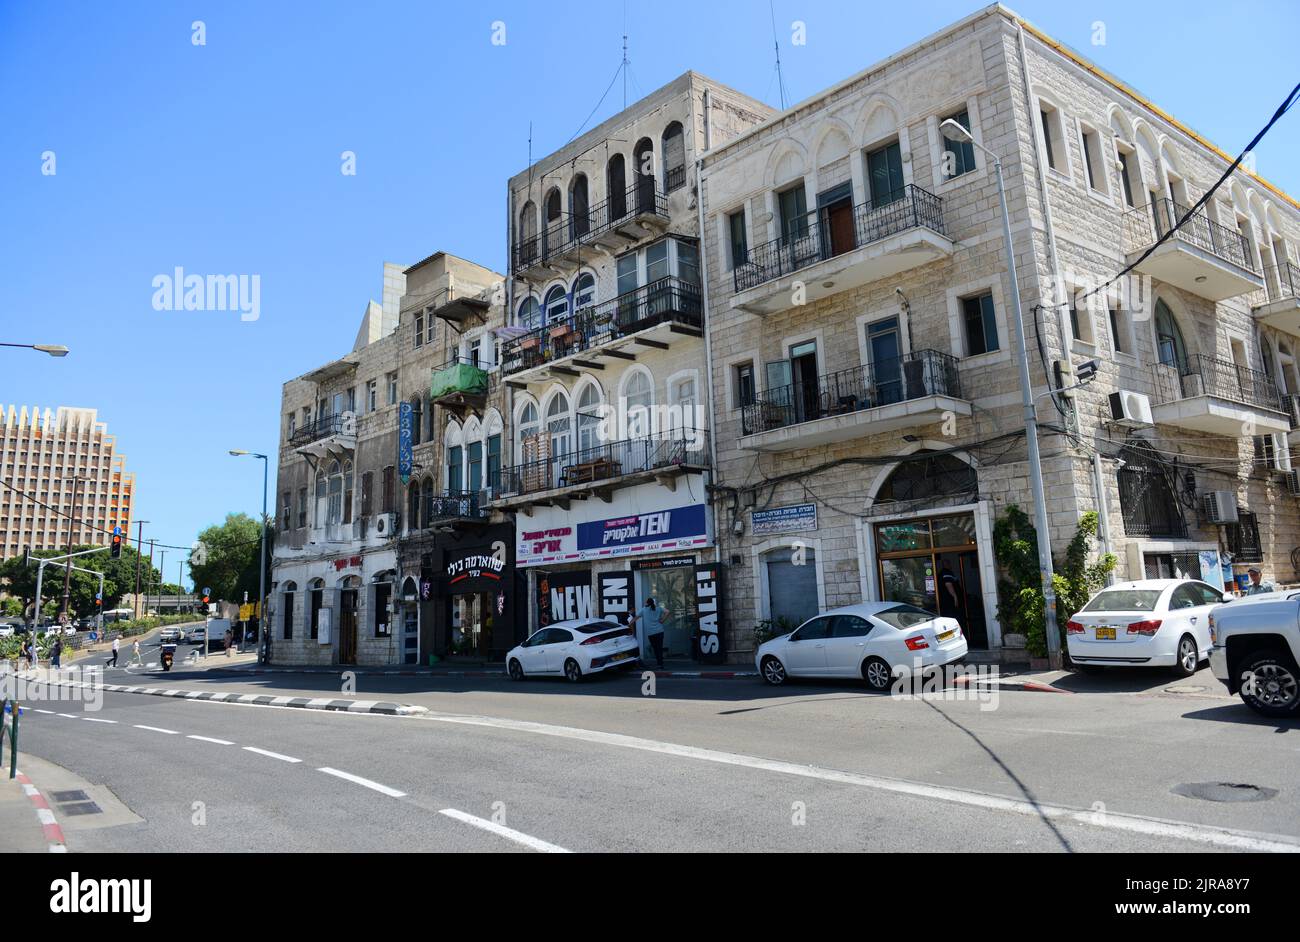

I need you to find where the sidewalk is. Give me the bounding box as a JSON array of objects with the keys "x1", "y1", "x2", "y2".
[{"x1": 212, "y1": 655, "x2": 757, "y2": 679}]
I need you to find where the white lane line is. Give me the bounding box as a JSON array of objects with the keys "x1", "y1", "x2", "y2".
[
  {"x1": 424, "y1": 712, "x2": 1300, "y2": 854},
  {"x1": 133, "y1": 724, "x2": 179, "y2": 735},
  {"x1": 33, "y1": 709, "x2": 54, "y2": 715},
  {"x1": 438, "y1": 808, "x2": 570, "y2": 853},
  {"x1": 316, "y1": 767, "x2": 406, "y2": 798},
  {"x1": 187, "y1": 735, "x2": 234, "y2": 745},
  {"x1": 56, "y1": 713, "x2": 78, "y2": 719},
  {"x1": 82, "y1": 717, "x2": 117, "y2": 724},
  {"x1": 242, "y1": 746, "x2": 300, "y2": 763}
]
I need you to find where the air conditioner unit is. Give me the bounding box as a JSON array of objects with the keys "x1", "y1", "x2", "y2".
[
  {"x1": 1286, "y1": 394, "x2": 1300, "y2": 430},
  {"x1": 1287, "y1": 470, "x2": 1300, "y2": 497},
  {"x1": 1203, "y1": 491, "x2": 1239, "y2": 525},
  {"x1": 373, "y1": 512, "x2": 397, "y2": 537},
  {"x1": 1108, "y1": 390, "x2": 1153, "y2": 427}
]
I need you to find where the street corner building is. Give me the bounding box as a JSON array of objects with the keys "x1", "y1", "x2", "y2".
[{"x1": 268, "y1": 4, "x2": 1300, "y2": 669}]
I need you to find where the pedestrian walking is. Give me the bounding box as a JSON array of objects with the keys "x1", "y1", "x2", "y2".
[
  {"x1": 51, "y1": 637, "x2": 63, "y2": 671},
  {"x1": 29, "y1": 638, "x2": 39, "y2": 671},
  {"x1": 631, "y1": 597, "x2": 668, "y2": 669},
  {"x1": 129, "y1": 638, "x2": 142, "y2": 668},
  {"x1": 107, "y1": 635, "x2": 119, "y2": 669},
  {"x1": 224, "y1": 628, "x2": 232, "y2": 657}
]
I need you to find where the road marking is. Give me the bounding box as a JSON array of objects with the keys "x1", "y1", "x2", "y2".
[
  {"x1": 316, "y1": 767, "x2": 406, "y2": 798},
  {"x1": 56, "y1": 713, "x2": 78, "y2": 719},
  {"x1": 424, "y1": 711, "x2": 1300, "y2": 854},
  {"x1": 133, "y1": 724, "x2": 179, "y2": 735},
  {"x1": 33, "y1": 709, "x2": 54, "y2": 715},
  {"x1": 242, "y1": 746, "x2": 300, "y2": 763},
  {"x1": 82, "y1": 717, "x2": 117, "y2": 724},
  {"x1": 187, "y1": 735, "x2": 234, "y2": 745},
  {"x1": 438, "y1": 808, "x2": 571, "y2": 853}
]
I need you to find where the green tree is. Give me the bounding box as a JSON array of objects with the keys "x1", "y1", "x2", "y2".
[
  {"x1": 0, "y1": 544, "x2": 160, "y2": 618},
  {"x1": 189, "y1": 513, "x2": 273, "y2": 604},
  {"x1": 993, "y1": 506, "x2": 1116, "y2": 658}
]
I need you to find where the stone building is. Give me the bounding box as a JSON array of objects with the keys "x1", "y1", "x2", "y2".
[
  {"x1": 697, "y1": 4, "x2": 1300, "y2": 662},
  {"x1": 498, "y1": 71, "x2": 772, "y2": 663}
]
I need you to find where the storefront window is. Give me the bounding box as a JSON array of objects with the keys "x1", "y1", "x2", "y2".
[{"x1": 876, "y1": 521, "x2": 931, "y2": 552}]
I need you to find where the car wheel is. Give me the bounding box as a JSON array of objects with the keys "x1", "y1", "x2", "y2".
[
  {"x1": 862, "y1": 657, "x2": 894, "y2": 692},
  {"x1": 508, "y1": 658, "x2": 524, "y2": 681},
  {"x1": 760, "y1": 655, "x2": 787, "y2": 686},
  {"x1": 1238, "y1": 651, "x2": 1300, "y2": 718},
  {"x1": 1173, "y1": 634, "x2": 1199, "y2": 677},
  {"x1": 563, "y1": 658, "x2": 583, "y2": 683}
]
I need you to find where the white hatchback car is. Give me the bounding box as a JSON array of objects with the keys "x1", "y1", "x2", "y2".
[
  {"x1": 507, "y1": 618, "x2": 640, "y2": 682},
  {"x1": 756, "y1": 602, "x2": 967, "y2": 690},
  {"x1": 1067, "y1": 578, "x2": 1231, "y2": 675}
]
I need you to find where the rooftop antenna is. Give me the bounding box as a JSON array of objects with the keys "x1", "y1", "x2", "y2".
[
  {"x1": 769, "y1": 0, "x2": 788, "y2": 110},
  {"x1": 622, "y1": 0, "x2": 629, "y2": 109}
]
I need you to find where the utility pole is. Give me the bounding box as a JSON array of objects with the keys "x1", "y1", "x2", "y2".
[
  {"x1": 133, "y1": 520, "x2": 148, "y2": 619},
  {"x1": 157, "y1": 549, "x2": 167, "y2": 615},
  {"x1": 59, "y1": 476, "x2": 82, "y2": 622}
]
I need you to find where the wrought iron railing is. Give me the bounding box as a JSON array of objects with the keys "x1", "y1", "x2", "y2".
[
  {"x1": 1121, "y1": 198, "x2": 1258, "y2": 273},
  {"x1": 734, "y1": 184, "x2": 945, "y2": 292},
  {"x1": 1250, "y1": 262, "x2": 1300, "y2": 308},
  {"x1": 664, "y1": 165, "x2": 687, "y2": 193},
  {"x1": 514, "y1": 181, "x2": 669, "y2": 273},
  {"x1": 425, "y1": 490, "x2": 489, "y2": 523},
  {"x1": 498, "y1": 429, "x2": 707, "y2": 497},
  {"x1": 1150, "y1": 354, "x2": 1283, "y2": 412},
  {"x1": 740, "y1": 349, "x2": 962, "y2": 436},
  {"x1": 1117, "y1": 467, "x2": 1188, "y2": 538},
  {"x1": 289, "y1": 413, "x2": 355, "y2": 447},
  {"x1": 501, "y1": 277, "x2": 702, "y2": 375}
]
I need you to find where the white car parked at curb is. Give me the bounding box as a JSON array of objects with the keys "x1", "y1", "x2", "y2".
[
  {"x1": 1066, "y1": 578, "x2": 1231, "y2": 675},
  {"x1": 755, "y1": 602, "x2": 967, "y2": 690},
  {"x1": 507, "y1": 619, "x2": 640, "y2": 682}
]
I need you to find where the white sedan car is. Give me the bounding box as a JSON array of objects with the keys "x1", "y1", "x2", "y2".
[
  {"x1": 756, "y1": 602, "x2": 968, "y2": 690},
  {"x1": 1067, "y1": 578, "x2": 1231, "y2": 676},
  {"x1": 507, "y1": 618, "x2": 640, "y2": 682}
]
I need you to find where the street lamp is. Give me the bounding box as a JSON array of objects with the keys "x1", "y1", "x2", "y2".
[
  {"x1": 230, "y1": 450, "x2": 270, "y2": 664},
  {"x1": 1, "y1": 343, "x2": 69, "y2": 357},
  {"x1": 941, "y1": 118, "x2": 1063, "y2": 669}
]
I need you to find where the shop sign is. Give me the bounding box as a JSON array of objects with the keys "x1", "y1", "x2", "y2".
[
  {"x1": 598, "y1": 572, "x2": 632, "y2": 624},
  {"x1": 538, "y1": 570, "x2": 593, "y2": 626},
  {"x1": 333, "y1": 555, "x2": 362, "y2": 571},
  {"x1": 694, "y1": 564, "x2": 724, "y2": 662},
  {"x1": 630, "y1": 555, "x2": 695, "y2": 571},
  {"x1": 446, "y1": 542, "x2": 507, "y2": 584},
  {"x1": 751, "y1": 502, "x2": 817, "y2": 535},
  {"x1": 398, "y1": 401, "x2": 414, "y2": 485}
]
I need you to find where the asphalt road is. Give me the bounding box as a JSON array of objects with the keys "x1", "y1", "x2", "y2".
[{"x1": 10, "y1": 662, "x2": 1299, "y2": 853}]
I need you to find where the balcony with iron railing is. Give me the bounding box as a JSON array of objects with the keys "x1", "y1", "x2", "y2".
[
  {"x1": 1120, "y1": 198, "x2": 1263, "y2": 301},
  {"x1": 514, "y1": 181, "x2": 669, "y2": 278},
  {"x1": 738, "y1": 349, "x2": 969, "y2": 452},
  {"x1": 413, "y1": 490, "x2": 491, "y2": 529},
  {"x1": 494, "y1": 428, "x2": 708, "y2": 506},
  {"x1": 1251, "y1": 262, "x2": 1300, "y2": 336},
  {"x1": 1149, "y1": 354, "x2": 1290, "y2": 436},
  {"x1": 289, "y1": 412, "x2": 356, "y2": 456},
  {"x1": 500, "y1": 277, "x2": 702, "y2": 382},
  {"x1": 731, "y1": 185, "x2": 951, "y2": 315},
  {"x1": 430, "y1": 357, "x2": 491, "y2": 411}
]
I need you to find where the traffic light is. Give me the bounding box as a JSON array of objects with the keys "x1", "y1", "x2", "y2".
[{"x1": 110, "y1": 532, "x2": 122, "y2": 559}]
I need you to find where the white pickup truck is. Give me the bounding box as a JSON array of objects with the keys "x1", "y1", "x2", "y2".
[{"x1": 1208, "y1": 591, "x2": 1300, "y2": 718}]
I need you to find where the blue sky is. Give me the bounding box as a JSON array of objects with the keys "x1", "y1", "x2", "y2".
[{"x1": 3, "y1": 0, "x2": 1298, "y2": 584}]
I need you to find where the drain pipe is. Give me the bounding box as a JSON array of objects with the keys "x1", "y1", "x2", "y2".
[
  {"x1": 695, "y1": 144, "x2": 722, "y2": 567},
  {"x1": 1090, "y1": 451, "x2": 1115, "y2": 585}
]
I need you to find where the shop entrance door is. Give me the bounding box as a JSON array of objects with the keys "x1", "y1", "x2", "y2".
[
  {"x1": 338, "y1": 589, "x2": 358, "y2": 664},
  {"x1": 875, "y1": 513, "x2": 987, "y2": 649},
  {"x1": 635, "y1": 566, "x2": 696, "y2": 660}
]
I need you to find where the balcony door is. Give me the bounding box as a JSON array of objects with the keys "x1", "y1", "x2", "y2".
[
  {"x1": 866, "y1": 317, "x2": 903, "y2": 406},
  {"x1": 767, "y1": 341, "x2": 818, "y2": 426},
  {"x1": 817, "y1": 183, "x2": 855, "y2": 259}
]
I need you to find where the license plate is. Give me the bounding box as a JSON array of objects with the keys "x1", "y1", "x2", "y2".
[
  {"x1": 611, "y1": 650, "x2": 633, "y2": 662},
  {"x1": 1095, "y1": 627, "x2": 1116, "y2": 640},
  {"x1": 937, "y1": 629, "x2": 956, "y2": 642}
]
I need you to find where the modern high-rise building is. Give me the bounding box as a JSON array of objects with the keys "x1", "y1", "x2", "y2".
[{"x1": 0, "y1": 405, "x2": 135, "y2": 559}]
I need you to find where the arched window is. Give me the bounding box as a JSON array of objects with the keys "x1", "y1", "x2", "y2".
[
  {"x1": 518, "y1": 296, "x2": 541, "y2": 331},
  {"x1": 546, "y1": 392, "x2": 572, "y2": 458},
  {"x1": 573, "y1": 272, "x2": 596, "y2": 310},
  {"x1": 669, "y1": 374, "x2": 697, "y2": 435},
  {"x1": 543, "y1": 188, "x2": 562, "y2": 255},
  {"x1": 577, "y1": 383, "x2": 601, "y2": 453},
  {"x1": 1155, "y1": 299, "x2": 1188, "y2": 372},
  {"x1": 875, "y1": 452, "x2": 977, "y2": 505},
  {"x1": 661, "y1": 122, "x2": 685, "y2": 192},
  {"x1": 544, "y1": 285, "x2": 568, "y2": 325},
  {"x1": 343, "y1": 460, "x2": 354, "y2": 524},
  {"x1": 607, "y1": 153, "x2": 627, "y2": 220},
  {"x1": 410, "y1": 396, "x2": 424, "y2": 446},
  {"x1": 421, "y1": 478, "x2": 434, "y2": 529},
  {"x1": 327, "y1": 460, "x2": 343, "y2": 526},
  {"x1": 281, "y1": 581, "x2": 297, "y2": 641},
  {"x1": 407, "y1": 482, "x2": 420, "y2": 530},
  {"x1": 518, "y1": 200, "x2": 538, "y2": 264},
  {"x1": 624, "y1": 370, "x2": 653, "y2": 438},
  {"x1": 517, "y1": 400, "x2": 539, "y2": 460},
  {"x1": 314, "y1": 470, "x2": 327, "y2": 529},
  {"x1": 633, "y1": 138, "x2": 655, "y2": 213},
  {"x1": 570, "y1": 174, "x2": 590, "y2": 239}
]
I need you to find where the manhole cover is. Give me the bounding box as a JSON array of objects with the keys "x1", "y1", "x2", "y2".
[
  {"x1": 1172, "y1": 782, "x2": 1277, "y2": 803},
  {"x1": 49, "y1": 790, "x2": 90, "y2": 803}
]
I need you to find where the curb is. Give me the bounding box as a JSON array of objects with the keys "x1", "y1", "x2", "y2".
[
  {"x1": 952, "y1": 676, "x2": 1071, "y2": 694},
  {"x1": 207, "y1": 666, "x2": 760, "y2": 680},
  {"x1": 30, "y1": 678, "x2": 428, "y2": 716},
  {"x1": 15, "y1": 771, "x2": 67, "y2": 853}
]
